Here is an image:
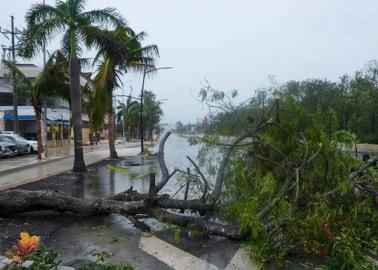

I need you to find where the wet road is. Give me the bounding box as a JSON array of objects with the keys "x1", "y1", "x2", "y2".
[{"x1": 0, "y1": 134, "x2": 250, "y2": 269}]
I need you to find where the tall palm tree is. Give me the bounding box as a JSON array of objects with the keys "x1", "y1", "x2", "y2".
[
  {"x1": 18, "y1": 0, "x2": 127, "y2": 172},
  {"x1": 4, "y1": 51, "x2": 69, "y2": 159},
  {"x1": 92, "y1": 27, "x2": 158, "y2": 158}
]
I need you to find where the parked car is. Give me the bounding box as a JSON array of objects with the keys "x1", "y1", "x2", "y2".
[
  {"x1": 0, "y1": 134, "x2": 30, "y2": 155},
  {"x1": 0, "y1": 137, "x2": 18, "y2": 157},
  {"x1": 0, "y1": 132, "x2": 41, "y2": 154}
]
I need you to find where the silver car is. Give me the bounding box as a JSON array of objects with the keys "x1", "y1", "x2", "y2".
[
  {"x1": 0, "y1": 135, "x2": 29, "y2": 155},
  {"x1": 0, "y1": 138, "x2": 18, "y2": 157},
  {"x1": 0, "y1": 132, "x2": 40, "y2": 154}
]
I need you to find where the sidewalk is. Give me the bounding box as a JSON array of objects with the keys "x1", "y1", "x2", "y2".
[
  {"x1": 0, "y1": 142, "x2": 140, "y2": 191},
  {"x1": 0, "y1": 143, "x2": 102, "y2": 175}
]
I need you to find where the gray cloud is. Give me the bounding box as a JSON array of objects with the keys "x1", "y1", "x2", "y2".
[{"x1": 1, "y1": 0, "x2": 378, "y2": 123}]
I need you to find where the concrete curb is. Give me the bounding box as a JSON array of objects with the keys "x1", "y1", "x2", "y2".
[{"x1": 0, "y1": 256, "x2": 75, "y2": 270}]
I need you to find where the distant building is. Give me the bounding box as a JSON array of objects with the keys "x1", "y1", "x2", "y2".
[{"x1": 0, "y1": 62, "x2": 92, "y2": 144}]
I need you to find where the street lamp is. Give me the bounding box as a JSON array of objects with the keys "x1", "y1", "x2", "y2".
[
  {"x1": 140, "y1": 66, "x2": 173, "y2": 154},
  {"x1": 273, "y1": 90, "x2": 283, "y2": 122},
  {"x1": 256, "y1": 90, "x2": 267, "y2": 117}
]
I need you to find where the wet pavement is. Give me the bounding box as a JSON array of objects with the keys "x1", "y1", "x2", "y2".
[
  {"x1": 0, "y1": 141, "x2": 139, "y2": 175},
  {"x1": 0, "y1": 135, "x2": 252, "y2": 269},
  {"x1": 0, "y1": 143, "x2": 140, "y2": 191}
]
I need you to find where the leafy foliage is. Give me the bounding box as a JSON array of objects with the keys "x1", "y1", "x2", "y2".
[{"x1": 195, "y1": 83, "x2": 378, "y2": 269}]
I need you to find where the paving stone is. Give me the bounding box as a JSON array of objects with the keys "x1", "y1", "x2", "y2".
[
  {"x1": 65, "y1": 259, "x2": 92, "y2": 268},
  {"x1": 22, "y1": 260, "x2": 34, "y2": 268},
  {"x1": 58, "y1": 266, "x2": 75, "y2": 270},
  {"x1": 0, "y1": 262, "x2": 7, "y2": 270},
  {"x1": 0, "y1": 258, "x2": 12, "y2": 265}
]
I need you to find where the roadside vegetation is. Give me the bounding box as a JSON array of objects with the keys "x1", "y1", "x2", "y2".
[{"x1": 181, "y1": 66, "x2": 378, "y2": 269}]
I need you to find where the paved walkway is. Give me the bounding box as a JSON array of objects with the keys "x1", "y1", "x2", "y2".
[{"x1": 0, "y1": 143, "x2": 140, "y2": 191}]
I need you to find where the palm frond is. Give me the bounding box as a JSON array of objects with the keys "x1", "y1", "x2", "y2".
[
  {"x1": 91, "y1": 58, "x2": 122, "y2": 130},
  {"x1": 3, "y1": 61, "x2": 32, "y2": 89},
  {"x1": 69, "y1": 0, "x2": 86, "y2": 18},
  {"x1": 82, "y1": 7, "x2": 127, "y2": 28},
  {"x1": 25, "y1": 3, "x2": 63, "y2": 25},
  {"x1": 18, "y1": 18, "x2": 66, "y2": 58},
  {"x1": 79, "y1": 25, "x2": 122, "y2": 60},
  {"x1": 38, "y1": 50, "x2": 70, "y2": 99}
]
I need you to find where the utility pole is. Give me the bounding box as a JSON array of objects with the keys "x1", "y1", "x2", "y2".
[
  {"x1": 43, "y1": 0, "x2": 49, "y2": 157},
  {"x1": 122, "y1": 87, "x2": 125, "y2": 142},
  {"x1": 140, "y1": 69, "x2": 146, "y2": 153},
  {"x1": 11, "y1": 16, "x2": 18, "y2": 133}
]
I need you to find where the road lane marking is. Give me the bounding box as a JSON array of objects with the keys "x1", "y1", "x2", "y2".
[{"x1": 139, "y1": 234, "x2": 219, "y2": 270}]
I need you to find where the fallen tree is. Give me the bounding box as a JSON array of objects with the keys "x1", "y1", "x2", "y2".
[
  {"x1": 1, "y1": 117, "x2": 377, "y2": 244},
  {"x1": 0, "y1": 131, "x2": 257, "y2": 240}
]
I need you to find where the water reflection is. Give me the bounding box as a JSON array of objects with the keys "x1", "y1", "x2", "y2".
[{"x1": 21, "y1": 134, "x2": 202, "y2": 200}]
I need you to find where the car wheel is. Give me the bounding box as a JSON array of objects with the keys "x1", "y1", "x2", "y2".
[{"x1": 30, "y1": 146, "x2": 35, "y2": 154}]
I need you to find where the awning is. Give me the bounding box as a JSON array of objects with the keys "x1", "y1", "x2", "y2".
[
  {"x1": 3, "y1": 107, "x2": 70, "y2": 124},
  {"x1": 0, "y1": 106, "x2": 90, "y2": 124},
  {"x1": 4, "y1": 112, "x2": 35, "y2": 121}
]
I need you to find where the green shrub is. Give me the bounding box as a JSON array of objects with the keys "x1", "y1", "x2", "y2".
[{"x1": 199, "y1": 99, "x2": 378, "y2": 269}]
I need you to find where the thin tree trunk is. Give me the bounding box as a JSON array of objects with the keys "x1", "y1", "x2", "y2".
[
  {"x1": 69, "y1": 55, "x2": 87, "y2": 172},
  {"x1": 108, "y1": 105, "x2": 118, "y2": 158},
  {"x1": 149, "y1": 127, "x2": 153, "y2": 141},
  {"x1": 68, "y1": 117, "x2": 72, "y2": 145},
  {"x1": 34, "y1": 105, "x2": 43, "y2": 160}
]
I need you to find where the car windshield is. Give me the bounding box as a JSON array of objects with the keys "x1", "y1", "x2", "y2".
[
  {"x1": 0, "y1": 137, "x2": 14, "y2": 143},
  {"x1": 13, "y1": 134, "x2": 27, "y2": 141}
]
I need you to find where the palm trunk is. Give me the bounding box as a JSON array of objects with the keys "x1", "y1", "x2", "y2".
[
  {"x1": 69, "y1": 55, "x2": 87, "y2": 172},
  {"x1": 108, "y1": 105, "x2": 118, "y2": 158},
  {"x1": 34, "y1": 105, "x2": 43, "y2": 160}
]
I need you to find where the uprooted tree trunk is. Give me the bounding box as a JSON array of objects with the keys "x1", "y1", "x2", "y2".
[
  {"x1": 0, "y1": 131, "x2": 249, "y2": 240},
  {"x1": 1, "y1": 122, "x2": 374, "y2": 240}
]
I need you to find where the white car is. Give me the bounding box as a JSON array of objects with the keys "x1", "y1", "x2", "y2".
[
  {"x1": 0, "y1": 139, "x2": 18, "y2": 157},
  {"x1": 0, "y1": 132, "x2": 42, "y2": 154}
]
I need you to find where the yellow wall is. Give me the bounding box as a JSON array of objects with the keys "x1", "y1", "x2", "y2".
[
  {"x1": 70, "y1": 127, "x2": 90, "y2": 145},
  {"x1": 82, "y1": 128, "x2": 90, "y2": 145}
]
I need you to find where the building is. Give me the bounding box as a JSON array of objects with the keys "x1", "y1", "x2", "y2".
[{"x1": 0, "y1": 62, "x2": 91, "y2": 145}]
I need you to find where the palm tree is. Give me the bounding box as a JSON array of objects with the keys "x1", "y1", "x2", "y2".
[
  {"x1": 18, "y1": 0, "x2": 127, "y2": 172},
  {"x1": 117, "y1": 97, "x2": 140, "y2": 140},
  {"x1": 92, "y1": 27, "x2": 158, "y2": 158},
  {"x1": 143, "y1": 91, "x2": 163, "y2": 141},
  {"x1": 4, "y1": 51, "x2": 69, "y2": 159}
]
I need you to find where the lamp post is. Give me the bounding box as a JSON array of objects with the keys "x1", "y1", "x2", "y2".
[
  {"x1": 43, "y1": 0, "x2": 48, "y2": 157},
  {"x1": 256, "y1": 90, "x2": 267, "y2": 118},
  {"x1": 272, "y1": 90, "x2": 283, "y2": 122},
  {"x1": 122, "y1": 87, "x2": 125, "y2": 142},
  {"x1": 140, "y1": 66, "x2": 173, "y2": 154}
]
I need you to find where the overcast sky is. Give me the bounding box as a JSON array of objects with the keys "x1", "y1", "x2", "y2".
[{"x1": 1, "y1": 0, "x2": 378, "y2": 124}]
